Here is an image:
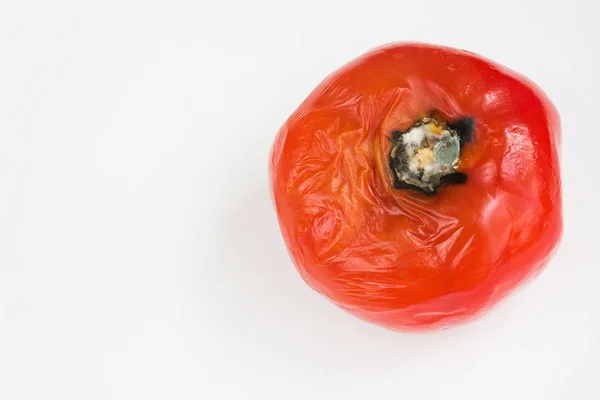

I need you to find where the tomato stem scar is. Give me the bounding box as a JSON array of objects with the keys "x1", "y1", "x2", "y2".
[{"x1": 389, "y1": 116, "x2": 474, "y2": 194}]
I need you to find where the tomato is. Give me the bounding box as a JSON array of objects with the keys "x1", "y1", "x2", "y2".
[{"x1": 269, "y1": 43, "x2": 562, "y2": 331}]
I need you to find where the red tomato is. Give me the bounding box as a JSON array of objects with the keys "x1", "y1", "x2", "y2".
[{"x1": 269, "y1": 43, "x2": 562, "y2": 331}]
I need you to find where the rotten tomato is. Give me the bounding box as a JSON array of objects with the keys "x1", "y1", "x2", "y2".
[{"x1": 269, "y1": 43, "x2": 562, "y2": 330}]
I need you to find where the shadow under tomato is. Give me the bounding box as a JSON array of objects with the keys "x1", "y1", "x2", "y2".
[{"x1": 215, "y1": 175, "x2": 507, "y2": 388}]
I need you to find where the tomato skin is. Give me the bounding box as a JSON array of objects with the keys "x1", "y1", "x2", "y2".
[{"x1": 270, "y1": 43, "x2": 562, "y2": 331}]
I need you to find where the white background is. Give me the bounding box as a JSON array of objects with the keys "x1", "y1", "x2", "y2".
[{"x1": 1, "y1": 0, "x2": 598, "y2": 399}]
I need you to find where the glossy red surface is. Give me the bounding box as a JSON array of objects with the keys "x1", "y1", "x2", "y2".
[{"x1": 269, "y1": 43, "x2": 562, "y2": 331}]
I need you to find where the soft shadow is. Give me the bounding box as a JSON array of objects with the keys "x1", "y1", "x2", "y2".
[{"x1": 214, "y1": 175, "x2": 501, "y2": 383}]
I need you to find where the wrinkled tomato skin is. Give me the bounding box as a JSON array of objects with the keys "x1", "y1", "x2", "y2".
[{"x1": 269, "y1": 43, "x2": 562, "y2": 331}]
